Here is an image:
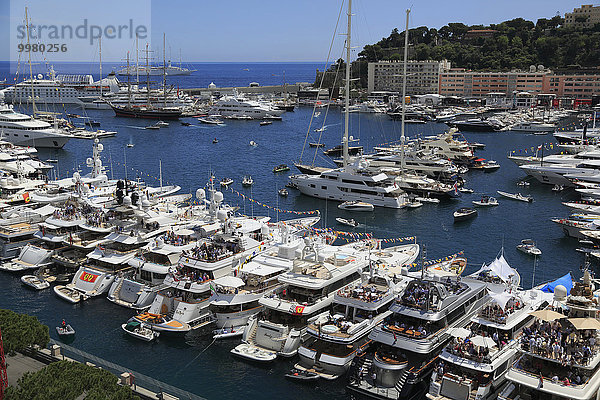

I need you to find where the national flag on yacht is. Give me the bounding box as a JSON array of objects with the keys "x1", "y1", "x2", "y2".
[{"x1": 453, "y1": 182, "x2": 458, "y2": 196}]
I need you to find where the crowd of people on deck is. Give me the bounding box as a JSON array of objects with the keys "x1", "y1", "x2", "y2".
[
  {"x1": 480, "y1": 298, "x2": 523, "y2": 324},
  {"x1": 521, "y1": 319, "x2": 598, "y2": 366},
  {"x1": 161, "y1": 230, "x2": 192, "y2": 246},
  {"x1": 518, "y1": 355, "x2": 587, "y2": 387},
  {"x1": 170, "y1": 265, "x2": 211, "y2": 283},
  {"x1": 338, "y1": 284, "x2": 385, "y2": 303},
  {"x1": 401, "y1": 282, "x2": 440, "y2": 311},
  {"x1": 449, "y1": 336, "x2": 493, "y2": 363},
  {"x1": 52, "y1": 204, "x2": 82, "y2": 221},
  {"x1": 183, "y1": 240, "x2": 237, "y2": 262},
  {"x1": 85, "y1": 211, "x2": 105, "y2": 228}
]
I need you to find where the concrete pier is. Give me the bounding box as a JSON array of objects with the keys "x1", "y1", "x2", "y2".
[{"x1": 182, "y1": 84, "x2": 301, "y2": 96}]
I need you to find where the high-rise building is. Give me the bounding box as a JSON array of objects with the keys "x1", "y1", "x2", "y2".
[{"x1": 367, "y1": 59, "x2": 451, "y2": 95}]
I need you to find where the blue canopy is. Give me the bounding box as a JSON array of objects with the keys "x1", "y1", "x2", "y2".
[{"x1": 541, "y1": 273, "x2": 573, "y2": 294}]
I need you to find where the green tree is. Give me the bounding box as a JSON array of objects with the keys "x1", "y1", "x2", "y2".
[{"x1": 0, "y1": 309, "x2": 49, "y2": 355}]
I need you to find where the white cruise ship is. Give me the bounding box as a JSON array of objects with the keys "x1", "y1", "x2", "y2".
[
  {"x1": 0, "y1": 103, "x2": 73, "y2": 148},
  {"x1": 208, "y1": 95, "x2": 284, "y2": 119}
]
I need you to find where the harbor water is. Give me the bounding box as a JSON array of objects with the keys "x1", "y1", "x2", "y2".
[{"x1": 0, "y1": 62, "x2": 586, "y2": 399}]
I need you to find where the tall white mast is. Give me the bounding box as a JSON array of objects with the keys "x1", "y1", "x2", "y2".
[
  {"x1": 342, "y1": 0, "x2": 352, "y2": 168},
  {"x1": 25, "y1": 7, "x2": 37, "y2": 116},
  {"x1": 99, "y1": 36, "x2": 102, "y2": 97},
  {"x1": 163, "y1": 33, "x2": 167, "y2": 107},
  {"x1": 400, "y1": 9, "x2": 410, "y2": 172},
  {"x1": 135, "y1": 34, "x2": 139, "y2": 84}
]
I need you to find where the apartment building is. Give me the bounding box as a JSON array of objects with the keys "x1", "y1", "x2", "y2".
[
  {"x1": 564, "y1": 4, "x2": 600, "y2": 28},
  {"x1": 367, "y1": 59, "x2": 451, "y2": 95}
]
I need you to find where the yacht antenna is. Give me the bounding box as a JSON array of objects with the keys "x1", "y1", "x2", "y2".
[
  {"x1": 400, "y1": 9, "x2": 410, "y2": 172},
  {"x1": 25, "y1": 7, "x2": 37, "y2": 117},
  {"x1": 159, "y1": 159, "x2": 163, "y2": 190},
  {"x1": 531, "y1": 254, "x2": 537, "y2": 289},
  {"x1": 99, "y1": 36, "x2": 102, "y2": 98},
  {"x1": 342, "y1": 0, "x2": 352, "y2": 168}
]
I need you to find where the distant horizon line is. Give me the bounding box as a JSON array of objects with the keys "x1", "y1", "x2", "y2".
[{"x1": 0, "y1": 60, "x2": 327, "y2": 64}]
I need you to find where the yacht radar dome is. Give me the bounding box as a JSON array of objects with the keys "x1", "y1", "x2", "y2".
[{"x1": 554, "y1": 285, "x2": 567, "y2": 302}]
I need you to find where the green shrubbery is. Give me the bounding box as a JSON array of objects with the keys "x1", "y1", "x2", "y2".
[{"x1": 5, "y1": 360, "x2": 137, "y2": 400}]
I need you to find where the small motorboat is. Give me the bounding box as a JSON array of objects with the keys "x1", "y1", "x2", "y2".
[
  {"x1": 249, "y1": 141, "x2": 258, "y2": 147},
  {"x1": 472, "y1": 196, "x2": 499, "y2": 207},
  {"x1": 156, "y1": 121, "x2": 169, "y2": 127},
  {"x1": 453, "y1": 208, "x2": 478, "y2": 222},
  {"x1": 56, "y1": 324, "x2": 75, "y2": 337},
  {"x1": 482, "y1": 160, "x2": 500, "y2": 172},
  {"x1": 278, "y1": 188, "x2": 289, "y2": 197},
  {"x1": 242, "y1": 176, "x2": 254, "y2": 187},
  {"x1": 46, "y1": 159, "x2": 59, "y2": 163},
  {"x1": 552, "y1": 184, "x2": 564, "y2": 192},
  {"x1": 145, "y1": 124, "x2": 160, "y2": 130},
  {"x1": 260, "y1": 121, "x2": 272, "y2": 126},
  {"x1": 314, "y1": 112, "x2": 321, "y2": 118},
  {"x1": 21, "y1": 275, "x2": 50, "y2": 290},
  {"x1": 459, "y1": 188, "x2": 474, "y2": 194},
  {"x1": 213, "y1": 327, "x2": 244, "y2": 340},
  {"x1": 497, "y1": 190, "x2": 533, "y2": 203},
  {"x1": 415, "y1": 196, "x2": 440, "y2": 204},
  {"x1": 407, "y1": 201, "x2": 423, "y2": 208},
  {"x1": 285, "y1": 367, "x2": 320, "y2": 381},
  {"x1": 517, "y1": 239, "x2": 542, "y2": 256},
  {"x1": 285, "y1": 181, "x2": 298, "y2": 189},
  {"x1": 126, "y1": 143, "x2": 134, "y2": 148},
  {"x1": 336, "y1": 217, "x2": 358, "y2": 227},
  {"x1": 220, "y1": 178, "x2": 233, "y2": 187},
  {"x1": 309, "y1": 142, "x2": 325, "y2": 147},
  {"x1": 212, "y1": 138, "x2": 219, "y2": 144},
  {"x1": 199, "y1": 117, "x2": 224, "y2": 125},
  {"x1": 314, "y1": 127, "x2": 326, "y2": 132},
  {"x1": 273, "y1": 164, "x2": 290, "y2": 173},
  {"x1": 517, "y1": 181, "x2": 530, "y2": 187},
  {"x1": 181, "y1": 121, "x2": 191, "y2": 126},
  {"x1": 121, "y1": 321, "x2": 160, "y2": 342},
  {"x1": 337, "y1": 201, "x2": 374, "y2": 211}
]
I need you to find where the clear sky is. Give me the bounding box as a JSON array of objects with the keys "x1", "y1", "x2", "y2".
[{"x1": 0, "y1": 0, "x2": 589, "y2": 62}]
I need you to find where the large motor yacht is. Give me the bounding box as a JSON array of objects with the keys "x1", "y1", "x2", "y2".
[
  {"x1": 426, "y1": 287, "x2": 551, "y2": 400},
  {"x1": 0, "y1": 103, "x2": 73, "y2": 148},
  {"x1": 231, "y1": 237, "x2": 369, "y2": 362},
  {"x1": 347, "y1": 272, "x2": 490, "y2": 400},
  {"x1": 208, "y1": 94, "x2": 284, "y2": 119},
  {"x1": 290, "y1": 161, "x2": 409, "y2": 209},
  {"x1": 293, "y1": 244, "x2": 419, "y2": 380}
]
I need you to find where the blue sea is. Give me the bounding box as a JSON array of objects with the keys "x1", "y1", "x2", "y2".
[{"x1": 0, "y1": 62, "x2": 588, "y2": 400}]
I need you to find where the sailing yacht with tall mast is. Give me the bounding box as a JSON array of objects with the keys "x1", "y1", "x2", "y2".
[{"x1": 290, "y1": 1, "x2": 408, "y2": 209}]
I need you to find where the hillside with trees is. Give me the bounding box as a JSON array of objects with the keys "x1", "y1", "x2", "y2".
[{"x1": 315, "y1": 16, "x2": 600, "y2": 89}]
